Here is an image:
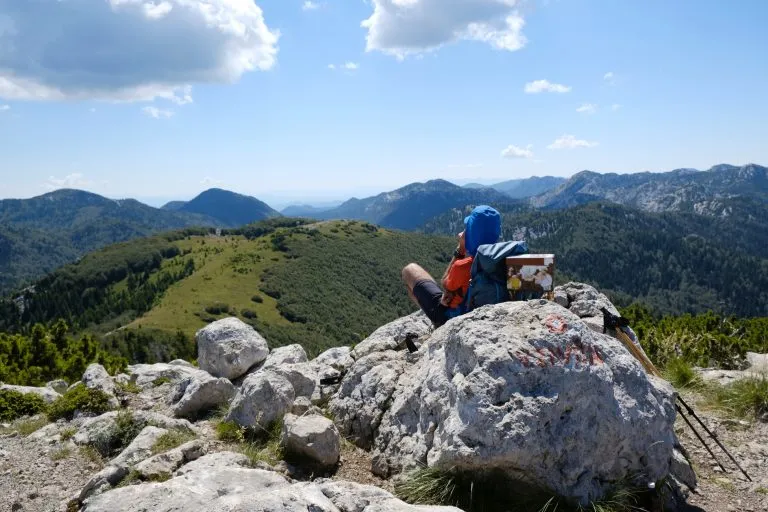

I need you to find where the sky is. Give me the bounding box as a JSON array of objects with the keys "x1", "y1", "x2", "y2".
[{"x1": 1, "y1": 0, "x2": 767, "y2": 208}]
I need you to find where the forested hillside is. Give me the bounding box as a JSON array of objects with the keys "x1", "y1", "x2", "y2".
[
  {"x1": 1, "y1": 219, "x2": 454, "y2": 358},
  {"x1": 423, "y1": 202, "x2": 768, "y2": 316},
  {"x1": 0, "y1": 189, "x2": 218, "y2": 293}
]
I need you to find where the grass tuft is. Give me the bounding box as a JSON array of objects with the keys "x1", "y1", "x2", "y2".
[
  {"x1": 60, "y1": 426, "x2": 77, "y2": 441},
  {"x1": 663, "y1": 358, "x2": 702, "y2": 390},
  {"x1": 15, "y1": 415, "x2": 50, "y2": 436},
  {"x1": 51, "y1": 447, "x2": 72, "y2": 461},
  {"x1": 215, "y1": 420, "x2": 245, "y2": 443},
  {"x1": 151, "y1": 430, "x2": 196, "y2": 455},
  {"x1": 710, "y1": 377, "x2": 768, "y2": 420},
  {"x1": 116, "y1": 381, "x2": 142, "y2": 394},
  {"x1": 153, "y1": 377, "x2": 172, "y2": 387},
  {"x1": 79, "y1": 445, "x2": 105, "y2": 467},
  {"x1": 395, "y1": 467, "x2": 652, "y2": 512}
]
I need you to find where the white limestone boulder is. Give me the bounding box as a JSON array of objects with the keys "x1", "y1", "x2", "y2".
[
  {"x1": 331, "y1": 300, "x2": 679, "y2": 505},
  {"x1": 196, "y1": 317, "x2": 269, "y2": 380},
  {"x1": 281, "y1": 413, "x2": 340, "y2": 468}
]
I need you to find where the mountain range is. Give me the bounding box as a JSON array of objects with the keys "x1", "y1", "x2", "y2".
[
  {"x1": 532, "y1": 163, "x2": 768, "y2": 214},
  {"x1": 1, "y1": 163, "x2": 766, "y2": 295},
  {"x1": 464, "y1": 176, "x2": 567, "y2": 198},
  {"x1": 314, "y1": 179, "x2": 515, "y2": 230}
]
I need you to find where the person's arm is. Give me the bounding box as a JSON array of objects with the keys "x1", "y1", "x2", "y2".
[{"x1": 440, "y1": 247, "x2": 467, "y2": 305}]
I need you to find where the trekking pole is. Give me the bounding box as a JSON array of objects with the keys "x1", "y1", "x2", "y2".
[
  {"x1": 674, "y1": 403, "x2": 727, "y2": 474},
  {"x1": 600, "y1": 309, "x2": 752, "y2": 482},
  {"x1": 676, "y1": 395, "x2": 752, "y2": 482}
]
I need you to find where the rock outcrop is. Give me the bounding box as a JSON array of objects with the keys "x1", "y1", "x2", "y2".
[
  {"x1": 81, "y1": 452, "x2": 461, "y2": 512},
  {"x1": 331, "y1": 299, "x2": 679, "y2": 504},
  {"x1": 196, "y1": 317, "x2": 269, "y2": 380}
]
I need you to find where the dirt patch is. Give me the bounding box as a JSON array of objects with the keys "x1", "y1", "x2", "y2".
[
  {"x1": 333, "y1": 441, "x2": 395, "y2": 493},
  {"x1": 676, "y1": 389, "x2": 768, "y2": 511}
]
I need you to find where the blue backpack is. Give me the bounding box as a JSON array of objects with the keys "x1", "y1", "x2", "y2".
[{"x1": 463, "y1": 241, "x2": 529, "y2": 313}]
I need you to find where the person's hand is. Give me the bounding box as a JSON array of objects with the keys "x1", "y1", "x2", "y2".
[{"x1": 440, "y1": 291, "x2": 455, "y2": 306}]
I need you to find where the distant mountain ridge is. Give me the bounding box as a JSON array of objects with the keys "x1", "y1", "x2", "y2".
[
  {"x1": 532, "y1": 163, "x2": 768, "y2": 214},
  {"x1": 317, "y1": 179, "x2": 515, "y2": 230},
  {"x1": 461, "y1": 176, "x2": 566, "y2": 198},
  {"x1": 164, "y1": 188, "x2": 281, "y2": 227},
  {"x1": 0, "y1": 189, "x2": 220, "y2": 293}
]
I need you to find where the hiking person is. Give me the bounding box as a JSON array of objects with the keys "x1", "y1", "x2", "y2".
[{"x1": 402, "y1": 205, "x2": 502, "y2": 327}]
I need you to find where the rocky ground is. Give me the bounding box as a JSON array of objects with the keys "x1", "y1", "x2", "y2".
[
  {"x1": 1, "y1": 284, "x2": 766, "y2": 512},
  {"x1": 677, "y1": 389, "x2": 768, "y2": 512}
]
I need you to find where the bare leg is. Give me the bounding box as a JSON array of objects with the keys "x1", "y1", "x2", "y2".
[{"x1": 402, "y1": 263, "x2": 437, "y2": 307}]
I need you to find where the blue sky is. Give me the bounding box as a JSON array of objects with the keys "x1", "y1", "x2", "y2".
[{"x1": 1, "y1": 0, "x2": 767, "y2": 207}]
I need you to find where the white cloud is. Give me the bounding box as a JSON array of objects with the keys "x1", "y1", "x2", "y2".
[
  {"x1": 142, "y1": 106, "x2": 174, "y2": 119},
  {"x1": 0, "y1": 1, "x2": 279, "y2": 103},
  {"x1": 44, "y1": 173, "x2": 91, "y2": 190},
  {"x1": 302, "y1": 1, "x2": 320, "y2": 11},
  {"x1": 200, "y1": 176, "x2": 223, "y2": 186},
  {"x1": 328, "y1": 62, "x2": 359, "y2": 72},
  {"x1": 362, "y1": 0, "x2": 527, "y2": 59},
  {"x1": 524, "y1": 80, "x2": 571, "y2": 94},
  {"x1": 547, "y1": 135, "x2": 598, "y2": 150},
  {"x1": 604, "y1": 71, "x2": 616, "y2": 85},
  {"x1": 576, "y1": 103, "x2": 597, "y2": 114},
  {"x1": 143, "y1": 1, "x2": 173, "y2": 19},
  {"x1": 0, "y1": 105, "x2": 9, "y2": 111},
  {"x1": 501, "y1": 144, "x2": 534, "y2": 159},
  {"x1": 611, "y1": 103, "x2": 622, "y2": 111}
]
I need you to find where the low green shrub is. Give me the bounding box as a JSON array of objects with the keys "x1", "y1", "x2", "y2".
[
  {"x1": 116, "y1": 381, "x2": 141, "y2": 394},
  {"x1": 91, "y1": 410, "x2": 147, "y2": 458},
  {"x1": 204, "y1": 303, "x2": 231, "y2": 315},
  {"x1": 0, "y1": 389, "x2": 48, "y2": 422},
  {"x1": 48, "y1": 385, "x2": 113, "y2": 421},
  {"x1": 250, "y1": 295, "x2": 264, "y2": 304}
]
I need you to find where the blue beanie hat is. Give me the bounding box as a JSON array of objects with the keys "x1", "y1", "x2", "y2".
[{"x1": 463, "y1": 205, "x2": 501, "y2": 256}]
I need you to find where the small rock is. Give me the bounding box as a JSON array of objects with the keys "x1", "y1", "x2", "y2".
[
  {"x1": 169, "y1": 359, "x2": 195, "y2": 368},
  {"x1": 281, "y1": 413, "x2": 341, "y2": 468},
  {"x1": 262, "y1": 344, "x2": 308, "y2": 368},
  {"x1": 196, "y1": 317, "x2": 269, "y2": 380},
  {"x1": 291, "y1": 397, "x2": 313, "y2": 415},
  {"x1": 312, "y1": 347, "x2": 354, "y2": 372},
  {"x1": 135, "y1": 440, "x2": 204, "y2": 480},
  {"x1": 170, "y1": 373, "x2": 235, "y2": 418},
  {"x1": 47, "y1": 379, "x2": 69, "y2": 394},
  {"x1": 110, "y1": 426, "x2": 169, "y2": 467},
  {"x1": 553, "y1": 289, "x2": 569, "y2": 308},
  {"x1": 225, "y1": 370, "x2": 294, "y2": 429}
]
